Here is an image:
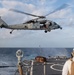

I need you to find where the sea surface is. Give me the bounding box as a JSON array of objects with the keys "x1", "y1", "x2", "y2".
[{"x1": 0, "y1": 48, "x2": 73, "y2": 75}]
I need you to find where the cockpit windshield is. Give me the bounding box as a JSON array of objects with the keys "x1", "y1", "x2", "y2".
[{"x1": 54, "y1": 22, "x2": 57, "y2": 25}]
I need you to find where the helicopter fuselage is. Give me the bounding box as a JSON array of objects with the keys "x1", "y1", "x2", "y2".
[
  {"x1": 0, "y1": 17, "x2": 62, "y2": 34},
  {"x1": 3, "y1": 3, "x2": 68, "y2": 34}
]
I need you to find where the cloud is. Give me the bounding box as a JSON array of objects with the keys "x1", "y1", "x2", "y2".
[
  {"x1": 0, "y1": 29, "x2": 22, "y2": 39},
  {"x1": 0, "y1": 1, "x2": 17, "y2": 8},
  {"x1": 0, "y1": 8, "x2": 8, "y2": 16},
  {"x1": 39, "y1": 0, "x2": 57, "y2": 5},
  {"x1": 1, "y1": 0, "x2": 36, "y2": 11}
]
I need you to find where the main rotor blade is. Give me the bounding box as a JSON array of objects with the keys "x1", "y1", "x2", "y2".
[
  {"x1": 45, "y1": 4, "x2": 70, "y2": 16},
  {"x1": 9, "y1": 9, "x2": 45, "y2": 18}
]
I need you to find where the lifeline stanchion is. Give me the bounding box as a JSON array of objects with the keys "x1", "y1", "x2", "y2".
[
  {"x1": 30, "y1": 60, "x2": 34, "y2": 75},
  {"x1": 44, "y1": 62, "x2": 46, "y2": 75},
  {"x1": 16, "y1": 49, "x2": 23, "y2": 75}
]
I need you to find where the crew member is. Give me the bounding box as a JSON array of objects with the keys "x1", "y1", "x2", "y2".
[{"x1": 62, "y1": 49, "x2": 74, "y2": 75}]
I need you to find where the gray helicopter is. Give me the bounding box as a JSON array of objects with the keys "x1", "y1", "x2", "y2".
[{"x1": 0, "y1": 4, "x2": 69, "y2": 34}]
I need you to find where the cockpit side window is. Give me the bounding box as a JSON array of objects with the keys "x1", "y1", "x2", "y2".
[{"x1": 54, "y1": 22, "x2": 57, "y2": 25}]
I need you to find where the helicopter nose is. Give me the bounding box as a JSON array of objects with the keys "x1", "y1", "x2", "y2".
[
  {"x1": 58, "y1": 25, "x2": 62, "y2": 29},
  {"x1": 60, "y1": 27, "x2": 62, "y2": 29}
]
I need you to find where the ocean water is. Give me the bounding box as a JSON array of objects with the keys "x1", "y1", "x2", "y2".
[{"x1": 0, "y1": 48, "x2": 73, "y2": 75}]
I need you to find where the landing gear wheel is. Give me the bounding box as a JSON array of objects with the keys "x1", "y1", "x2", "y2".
[
  {"x1": 10, "y1": 30, "x2": 14, "y2": 34},
  {"x1": 45, "y1": 30, "x2": 47, "y2": 33},
  {"x1": 10, "y1": 32, "x2": 12, "y2": 34}
]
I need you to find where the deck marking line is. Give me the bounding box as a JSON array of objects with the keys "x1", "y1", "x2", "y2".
[{"x1": 50, "y1": 64, "x2": 63, "y2": 71}]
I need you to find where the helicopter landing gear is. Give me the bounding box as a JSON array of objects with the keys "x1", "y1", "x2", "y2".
[
  {"x1": 10, "y1": 30, "x2": 14, "y2": 34},
  {"x1": 44, "y1": 29, "x2": 51, "y2": 33},
  {"x1": 44, "y1": 30, "x2": 47, "y2": 33},
  {"x1": 10, "y1": 31, "x2": 12, "y2": 34}
]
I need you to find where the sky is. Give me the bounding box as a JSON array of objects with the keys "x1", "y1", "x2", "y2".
[{"x1": 0, "y1": 0, "x2": 74, "y2": 47}]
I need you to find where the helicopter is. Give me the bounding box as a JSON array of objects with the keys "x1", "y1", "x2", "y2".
[{"x1": 0, "y1": 4, "x2": 69, "y2": 34}]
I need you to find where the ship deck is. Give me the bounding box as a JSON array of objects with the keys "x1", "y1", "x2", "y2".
[{"x1": 16, "y1": 58, "x2": 67, "y2": 75}]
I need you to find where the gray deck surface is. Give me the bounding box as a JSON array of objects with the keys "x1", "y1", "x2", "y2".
[{"x1": 19, "y1": 58, "x2": 67, "y2": 75}]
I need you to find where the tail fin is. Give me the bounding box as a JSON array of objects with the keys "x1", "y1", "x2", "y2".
[{"x1": 0, "y1": 17, "x2": 8, "y2": 28}]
